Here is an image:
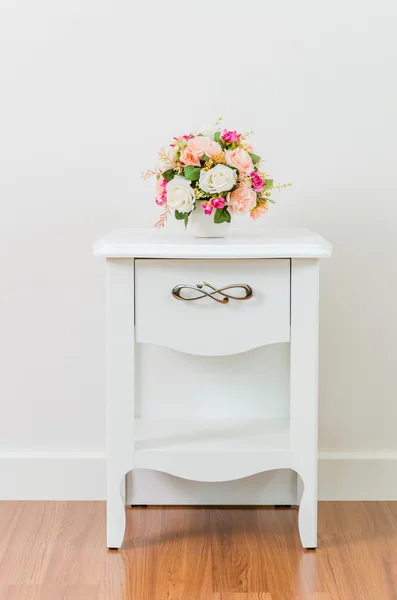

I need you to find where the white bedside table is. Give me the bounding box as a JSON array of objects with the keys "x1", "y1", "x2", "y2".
[{"x1": 93, "y1": 229, "x2": 332, "y2": 549}]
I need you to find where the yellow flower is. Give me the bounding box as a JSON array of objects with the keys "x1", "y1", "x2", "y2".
[
  {"x1": 194, "y1": 187, "x2": 207, "y2": 199},
  {"x1": 203, "y1": 159, "x2": 214, "y2": 171},
  {"x1": 213, "y1": 151, "x2": 226, "y2": 164}
]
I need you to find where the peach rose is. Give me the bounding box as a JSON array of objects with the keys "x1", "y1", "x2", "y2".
[
  {"x1": 180, "y1": 145, "x2": 201, "y2": 166},
  {"x1": 250, "y1": 203, "x2": 268, "y2": 220},
  {"x1": 204, "y1": 138, "x2": 223, "y2": 157},
  {"x1": 225, "y1": 147, "x2": 254, "y2": 174},
  {"x1": 188, "y1": 136, "x2": 222, "y2": 158},
  {"x1": 227, "y1": 182, "x2": 257, "y2": 215}
]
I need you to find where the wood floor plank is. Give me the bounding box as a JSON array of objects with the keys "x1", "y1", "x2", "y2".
[
  {"x1": 120, "y1": 506, "x2": 213, "y2": 600},
  {"x1": 0, "y1": 501, "x2": 396, "y2": 599},
  {"x1": 211, "y1": 507, "x2": 320, "y2": 597},
  {"x1": 0, "y1": 501, "x2": 66, "y2": 585},
  {"x1": 3, "y1": 585, "x2": 100, "y2": 600},
  {"x1": 0, "y1": 501, "x2": 23, "y2": 563},
  {"x1": 218, "y1": 594, "x2": 329, "y2": 599},
  {"x1": 316, "y1": 502, "x2": 397, "y2": 600},
  {"x1": 219, "y1": 594, "x2": 272, "y2": 599},
  {"x1": 176, "y1": 507, "x2": 213, "y2": 599},
  {"x1": 43, "y1": 501, "x2": 105, "y2": 586}
]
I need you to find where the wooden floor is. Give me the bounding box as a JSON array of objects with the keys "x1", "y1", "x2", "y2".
[{"x1": 0, "y1": 502, "x2": 396, "y2": 599}]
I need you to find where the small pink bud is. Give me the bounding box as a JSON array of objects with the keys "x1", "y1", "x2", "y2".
[
  {"x1": 211, "y1": 197, "x2": 226, "y2": 209},
  {"x1": 202, "y1": 202, "x2": 213, "y2": 215}
]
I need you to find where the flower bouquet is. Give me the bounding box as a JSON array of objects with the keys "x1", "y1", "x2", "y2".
[{"x1": 142, "y1": 120, "x2": 290, "y2": 237}]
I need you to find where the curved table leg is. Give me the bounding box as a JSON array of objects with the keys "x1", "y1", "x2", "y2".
[
  {"x1": 290, "y1": 259, "x2": 320, "y2": 550},
  {"x1": 106, "y1": 258, "x2": 135, "y2": 550},
  {"x1": 297, "y1": 472, "x2": 317, "y2": 549},
  {"x1": 107, "y1": 471, "x2": 127, "y2": 549}
]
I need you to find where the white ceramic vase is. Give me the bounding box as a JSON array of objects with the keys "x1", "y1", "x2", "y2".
[{"x1": 189, "y1": 208, "x2": 230, "y2": 238}]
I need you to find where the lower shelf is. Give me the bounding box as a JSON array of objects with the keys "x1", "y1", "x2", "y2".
[{"x1": 133, "y1": 418, "x2": 291, "y2": 482}]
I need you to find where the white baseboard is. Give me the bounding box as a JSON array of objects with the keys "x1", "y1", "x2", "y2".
[
  {"x1": 0, "y1": 452, "x2": 106, "y2": 500},
  {"x1": 1, "y1": 451, "x2": 397, "y2": 501},
  {"x1": 318, "y1": 451, "x2": 397, "y2": 500}
]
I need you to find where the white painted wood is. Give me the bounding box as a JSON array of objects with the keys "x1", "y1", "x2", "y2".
[
  {"x1": 95, "y1": 231, "x2": 332, "y2": 549},
  {"x1": 129, "y1": 342, "x2": 294, "y2": 506},
  {"x1": 296, "y1": 475, "x2": 304, "y2": 505},
  {"x1": 135, "y1": 343, "x2": 290, "y2": 420},
  {"x1": 106, "y1": 258, "x2": 135, "y2": 549},
  {"x1": 135, "y1": 259, "x2": 290, "y2": 355},
  {"x1": 290, "y1": 259, "x2": 320, "y2": 549},
  {"x1": 126, "y1": 470, "x2": 297, "y2": 506},
  {"x1": 94, "y1": 228, "x2": 332, "y2": 259},
  {"x1": 134, "y1": 419, "x2": 289, "y2": 452},
  {"x1": 134, "y1": 418, "x2": 290, "y2": 482}
]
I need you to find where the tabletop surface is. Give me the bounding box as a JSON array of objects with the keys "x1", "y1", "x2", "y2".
[{"x1": 93, "y1": 228, "x2": 332, "y2": 259}]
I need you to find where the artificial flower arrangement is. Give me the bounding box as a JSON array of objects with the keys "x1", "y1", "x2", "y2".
[{"x1": 142, "y1": 119, "x2": 291, "y2": 229}]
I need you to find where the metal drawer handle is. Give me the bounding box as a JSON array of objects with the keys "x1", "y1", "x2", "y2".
[{"x1": 172, "y1": 281, "x2": 253, "y2": 304}]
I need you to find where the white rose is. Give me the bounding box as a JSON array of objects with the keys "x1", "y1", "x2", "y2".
[
  {"x1": 195, "y1": 123, "x2": 219, "y2": 138},
  {"x1": 199, "y1": 164, "x2": 237, "y2": 194},
  {"x1": 166, "y1": 176, "x2": 195, "y2": 213}
]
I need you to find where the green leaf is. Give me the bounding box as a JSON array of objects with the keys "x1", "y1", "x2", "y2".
[
  {"x1": 184, "y1": 166, "x2": 201, "y2": 181},
  {"x1": 214, "y1": 208, "x2": 231, "y2": 224},
  {"x1": 214, "y1": 131, "x2": 221, "y2": 143},
  {"x1": 267, "y1": 197, "x2": 276, "y2": 204},
  {"x1": 162, "y1": 169, "x2": 175, "y2": 182},
  {"x1": 249, "y1": 153, "x2": 261, "y2": 165},
  {"x1": 201, "y1": 154, "x2": 210, "y2": 162},
  {"x1": 264, "y1": 178, "x2": 274, "y2": 189},
  {"x1": 175, "y1": 210, "x2": 190, "y2": 228}
]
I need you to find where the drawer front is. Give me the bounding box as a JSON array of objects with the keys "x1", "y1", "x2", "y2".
[{"x1": 135, "y1": 259, "x2": 290, "y2": 356}]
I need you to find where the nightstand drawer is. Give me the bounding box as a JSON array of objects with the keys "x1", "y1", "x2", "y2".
[{"x1": 135, "y1": 259, "x2": 290, "y2": 356}]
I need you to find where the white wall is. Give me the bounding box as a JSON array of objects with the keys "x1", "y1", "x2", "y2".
[{"x1": 1, "y1": 0, "x2": 397, "y2": 499}]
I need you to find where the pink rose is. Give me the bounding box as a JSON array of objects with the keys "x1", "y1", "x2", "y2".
[
  {"x1": 202, "y1": 197, "x2": 226, "y2": 214},
  {"x1": 227, "y1": 182, "x2": 257, "y2": 215},
  {"x1": 211, "y1": 197, "x2": 226, "y2": 209},
  {"x1": 225, "y1": 147, "x2": 254, "y2": 174},
  {"x1": 202, "y1": 202, "x2": 213, "y2": 215},
  {"x1": 155, "y1": 177, "x2": 167, "y2": 206},
  {"x1": 250, "y1": 203, "x2": 268, "y2": 220},
  {"x1": 188, "y1": 136, "x2": 222, "y2": 158},
  {"x1": 180, "y1": 145, "x2": 201, "y2": 166},
  {"x1": 221, "y1": 129, "x2": 241, "y2": 143},
  {"x1": 250, "y1": 171, "x2": 264, "y2": 193}
]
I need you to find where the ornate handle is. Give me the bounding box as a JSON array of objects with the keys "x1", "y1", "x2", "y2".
[{"x1": 172, "y1": 281, "x2": 253, "y2": 304}]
